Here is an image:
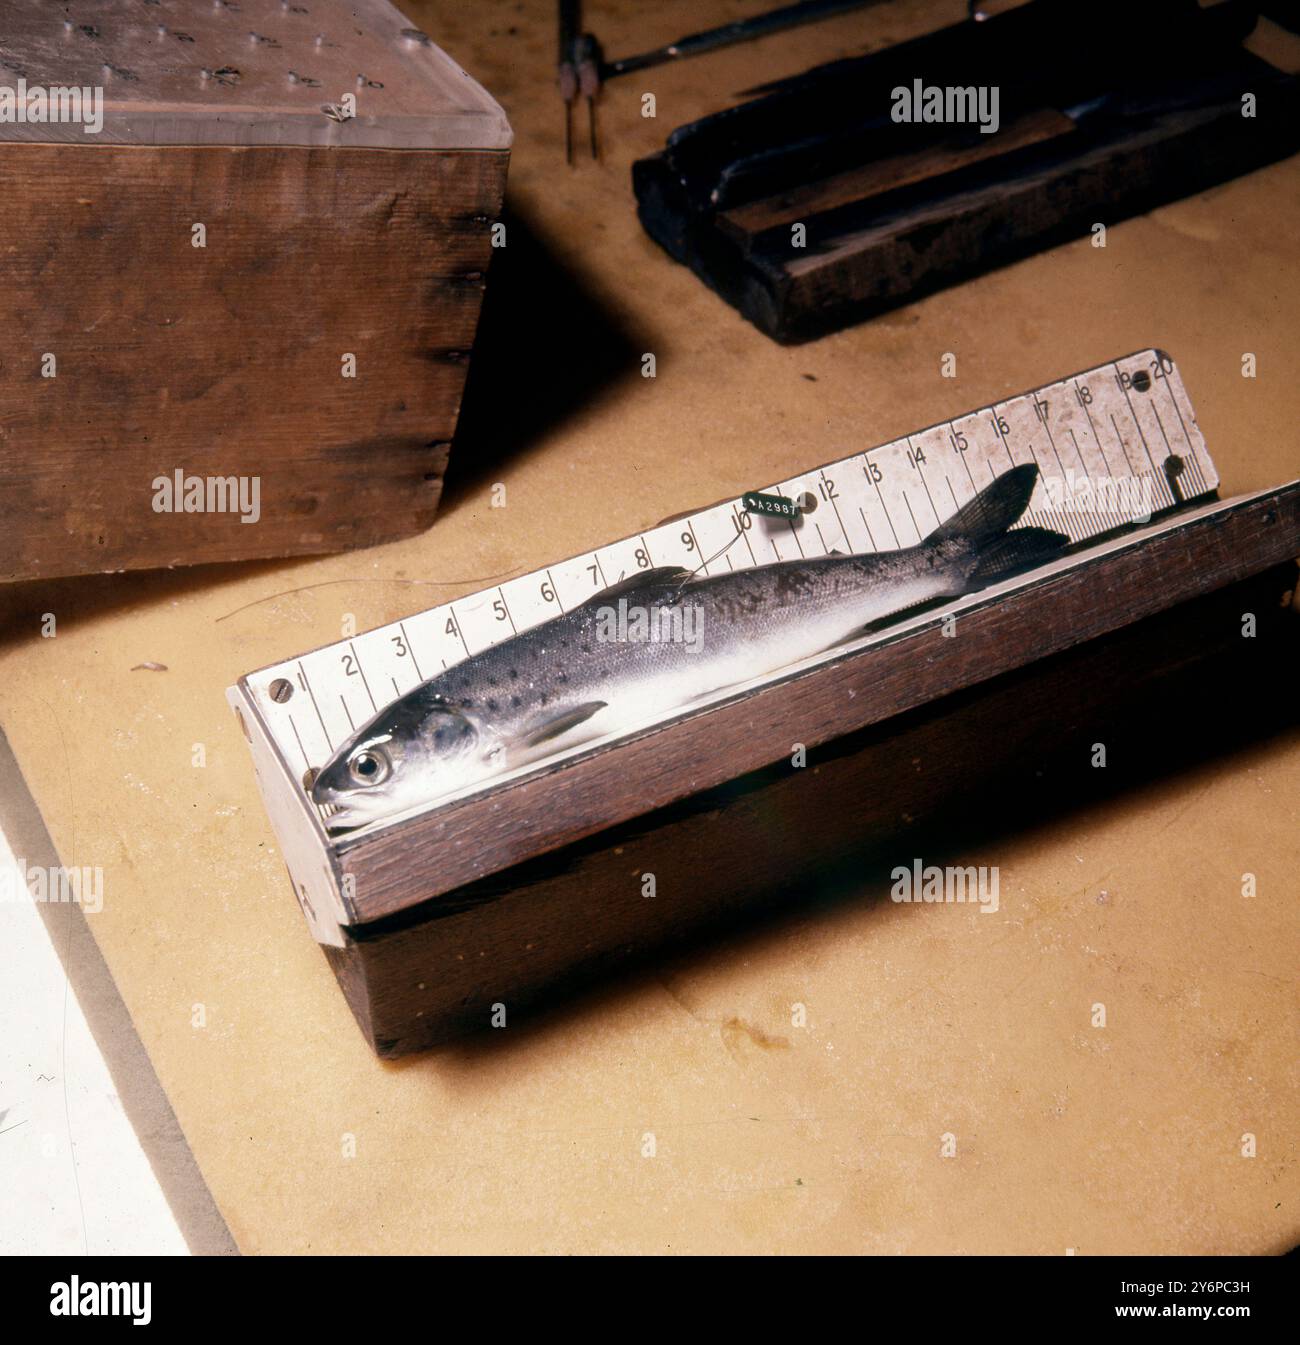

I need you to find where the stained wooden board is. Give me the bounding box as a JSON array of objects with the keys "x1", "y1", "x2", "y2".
[
  {"x1": 717, "y1": 107, "x2": 1076, "y2": 242},
  {"x1": 0, "y1": 0, "x2": 1297, "y2": 1255},
  {"x1": 0, "y1": 142, "x2": 506, "y2": 581}
]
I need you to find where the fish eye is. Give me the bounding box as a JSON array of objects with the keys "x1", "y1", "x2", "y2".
[{"x1": 348, "y1": 746, "x2": 391, "y2": 787}]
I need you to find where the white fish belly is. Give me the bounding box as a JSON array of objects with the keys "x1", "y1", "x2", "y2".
[{"x1": 588, "y1": 571, "x2": 946, "y2": 739}]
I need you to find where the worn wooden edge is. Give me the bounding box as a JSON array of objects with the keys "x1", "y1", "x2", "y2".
[
  {"x1": 0, "y1": 115, "x2": 515, "y2": 152},
  {"x1": 716, "y1": 106, "x2": 1079, "y2": 247},
  {"x1": 0, "y1": 0, "x2": 513, "y2": 152},
  {"x1": 0, "y1": 439, "x2": 458, "y2": 585},
  {"x1": 335, "y1": 481, "x2": 1300, "y2": 925},
  {"x1": 0, "y1": 139, "x2": 513, "y2": 160}
]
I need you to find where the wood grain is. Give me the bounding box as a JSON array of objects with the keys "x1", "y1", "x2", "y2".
[
  {"x1": 0, "y1": 143, "x2": 507, "y2": 581},
  {"x1": 717, "y1": 108, "x2": 1076, "y2": 243}
]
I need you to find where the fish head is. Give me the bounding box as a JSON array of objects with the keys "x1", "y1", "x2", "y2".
[{"x1": 310, "y1": 691, "x2": 486, "y2": 831}]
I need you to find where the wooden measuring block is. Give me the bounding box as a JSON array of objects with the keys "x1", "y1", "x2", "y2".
[
  {"x1": 0, "y1": 0, "x2": 510, "y2": 581},
  {"x1": 228, "y1": 351, "x2": 1300, "y2": 1055}
]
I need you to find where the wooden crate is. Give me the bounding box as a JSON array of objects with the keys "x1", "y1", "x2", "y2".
[{"x1": 0, "y1": 0, "x2": 510, "y2": 581}]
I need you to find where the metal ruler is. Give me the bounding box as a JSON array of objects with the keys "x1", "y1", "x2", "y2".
[{"x1": 230, "y1": 347, "x2": 1216, "y2": 938}]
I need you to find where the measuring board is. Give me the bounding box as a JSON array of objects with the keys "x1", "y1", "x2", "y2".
[{"x1": 230, "y1": 348, "x2": 1217, "y2": 944}]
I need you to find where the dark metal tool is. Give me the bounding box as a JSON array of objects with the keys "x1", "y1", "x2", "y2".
[
  {"x1": 557, "y1": 0, "x2": 880, "y2": 164},
  {"x1": 602, "y1": 0, "x2": 880, "y2": 80},
  {"x1": 557, "y1": 0, "x2": 579, "y2": 164}
]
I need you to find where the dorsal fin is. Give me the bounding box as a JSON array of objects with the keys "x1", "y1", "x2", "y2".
[{"x1": 588, "y1": 565, "x2": 695, "y2": 603}]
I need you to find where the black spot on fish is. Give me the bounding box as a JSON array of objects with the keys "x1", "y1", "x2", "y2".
[
  {"x1": 487, "y1": 698, "x2": 499, "y2": 711},
  {"x1": 557, "y1": 671, "x2": 568, "y2": 684},
  {"x1": 508, "y1": 668, "x2": 518, "y2": 680},
  {"x1": 459, "y1": 698, "x2": 474, "y2": 708},
  {"x1": 580, "y1": 643, "x2": 592, "y2": 654},
  {"x1": 511, "y1": 695, "x2": 521, "y2": 708},
  {"x1": 488, "y1": 676, "x2": 498, "y2": 687}
]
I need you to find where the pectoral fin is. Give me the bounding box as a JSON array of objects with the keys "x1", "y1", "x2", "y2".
[{"x1": 519, "y1": 701, "x2": 608, "y2": 748}]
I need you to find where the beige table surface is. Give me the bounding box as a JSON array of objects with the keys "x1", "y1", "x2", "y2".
[{"x1": 0, "y1": 0, "x2": 1297, "y2": 1254}]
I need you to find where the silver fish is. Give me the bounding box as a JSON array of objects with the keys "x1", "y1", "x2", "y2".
[{"x1": 312, "y1": 464, "x2": 1064, "y2": 831}]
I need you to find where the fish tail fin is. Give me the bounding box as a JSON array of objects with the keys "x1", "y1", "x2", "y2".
[
  {"x1": 930, "y1": 464, "x2": 1066, "y2": 585},
  {"x1": 969, "y1": 526, "x2": 1070, "y2": 586},
  {"x1": 931, "y1": 463, "x2": 1041, "y2": 547}
]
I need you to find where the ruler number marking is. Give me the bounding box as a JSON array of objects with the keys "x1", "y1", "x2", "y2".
[
  {"x1": 397, "y1": 621, "x2": 423, "y2": 681},
  {"x1": 948, "y1": 424, "x2": 978, "y2": 490},
  {"x1": 345, "y1": 642, "x2": 377, "y2": 712},
  {"x1": 493, "y1": 589, "x2": 518, "y2": 635},
  {"x1": 904, "y1": 438, "x2": 942, "y2": 530},
  {"x1": 296, "y1": 661, "x2": 332, "y2": 752},
  {"x1": 542, "y1": 569, "x2": 565, "y2": 614},
  {"x1": 287, "y1": 714, "x2": 310, "y2": 772},
  {"x1": 818, "y1": 471, "x2": 852, "y2": 553},
  {"x1": 1112, "y1": 361, "x2": 1167, "y2": 497}
]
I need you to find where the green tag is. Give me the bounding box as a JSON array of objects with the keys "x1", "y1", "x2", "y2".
[{"x1": 742, "y1": 490, "x2": 800, "y2": 519}]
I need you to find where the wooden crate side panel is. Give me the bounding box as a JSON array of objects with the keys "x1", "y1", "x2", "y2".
[{"x1": 0, "y1": 144, "x2": 507, "y2": 579}]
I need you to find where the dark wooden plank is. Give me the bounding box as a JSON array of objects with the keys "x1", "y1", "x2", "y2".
[
  {"x1": 338, "y1": 483, "x2": 1300, "y2": 926},
  {"x1": 774, "y1": 95, "x2": 1300, "y2": 343},
  {"x1": 717, "y1": 108, "x2": 1076, "y2": 245},
  {"x1": 654, "y1": 0, "x2": 1254, "y2": 214}
]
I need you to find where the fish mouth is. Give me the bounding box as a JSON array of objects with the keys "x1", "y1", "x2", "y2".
[{"x1": 311, "y1": 791, "x2": 393, "y2": 835}]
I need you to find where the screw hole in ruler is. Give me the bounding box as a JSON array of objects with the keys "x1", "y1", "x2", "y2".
[
  {"x1": 269, "y1": 677, "x2": 294, "y2": 703},
  {"x1": 1164, "y1": 454, "x2": 1186, "y2": 504}
]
